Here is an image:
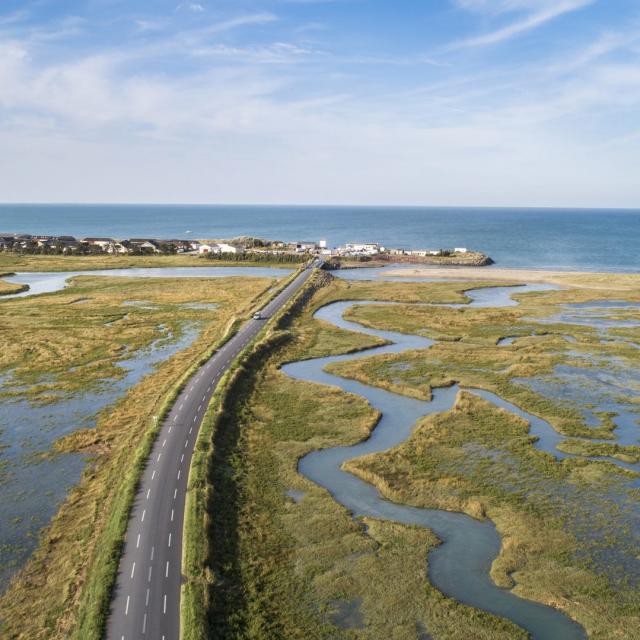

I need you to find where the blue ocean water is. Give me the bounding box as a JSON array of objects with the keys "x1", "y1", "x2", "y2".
[{"x1": 1, "y1": 205, "x2": 639, "y2": 272}]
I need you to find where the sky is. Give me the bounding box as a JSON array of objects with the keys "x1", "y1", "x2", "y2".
[{"x1": 0, "y1": 0, "x2": 639, "y2": 207}]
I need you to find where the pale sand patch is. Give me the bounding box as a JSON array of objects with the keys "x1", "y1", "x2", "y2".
[{"x1": 383, "y1": 267, "x2": 640, "y2": 291}]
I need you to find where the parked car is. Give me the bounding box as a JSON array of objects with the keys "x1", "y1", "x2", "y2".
[{"x1": 253, "y1": 312, "x2": 262, "y2": 320}]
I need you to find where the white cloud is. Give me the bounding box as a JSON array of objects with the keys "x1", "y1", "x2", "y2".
[
  {"x1": 176, "y1": 2, "x2": 205, "y2": 13},
  {"x1": 0, "y1": 2, "x2": 638, "y2": 206}
]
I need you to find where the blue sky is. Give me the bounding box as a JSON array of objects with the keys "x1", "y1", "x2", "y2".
[{"x1": 1, "y1": 0, "x2": 639, "y2": 206}]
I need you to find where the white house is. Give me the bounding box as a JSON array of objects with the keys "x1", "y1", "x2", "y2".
[
  {"x1": 199, "y1": 242, "x2": 245, "y2": 255},
  {"x1": 454, "y1": 247, "x2": 468, "y2": 254},
  {"x1": 217, "y1": 243, "x2": 245, "y2": 254},
  {"x1": 109, "y1": 242, "x2": 129, "y2": 254}
]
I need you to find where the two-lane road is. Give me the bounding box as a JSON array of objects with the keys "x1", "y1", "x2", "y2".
[{"x1": 106, "y1": 265, "x2": 316, "y2": 640}]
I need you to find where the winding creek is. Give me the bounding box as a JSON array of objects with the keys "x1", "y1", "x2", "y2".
[{"x1": 282, "y1": 285, "x2": 590, "y2": 639}]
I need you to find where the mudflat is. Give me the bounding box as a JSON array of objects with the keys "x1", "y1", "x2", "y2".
[{"x1": 383, "y1": 266, "x2": 640, "y2": 290}]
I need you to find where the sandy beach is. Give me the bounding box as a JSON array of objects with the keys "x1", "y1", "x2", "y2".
[{"x1": 383, "y1": 266, "x2": 640, "y2": 291}]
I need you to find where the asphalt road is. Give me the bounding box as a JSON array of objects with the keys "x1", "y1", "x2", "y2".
[{"x1": 105, "y1": 265, "x2": 316, "y2": 640}]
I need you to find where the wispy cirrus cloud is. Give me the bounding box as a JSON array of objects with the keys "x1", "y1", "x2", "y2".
[{"x1": 450, "y1": 0, "x2": 595, "y2": 48}]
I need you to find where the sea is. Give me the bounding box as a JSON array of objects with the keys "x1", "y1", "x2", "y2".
[{"x1": 1, "y1": 205, "x2": 639, "y2": 273}]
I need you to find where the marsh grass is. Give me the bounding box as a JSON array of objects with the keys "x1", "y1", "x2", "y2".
[
  {"x1": 0, "y1": 277, "x2": 28, "y2": 296},
  {"x1": 0, "y1": 275, "x2": 272, "y2": 403}
]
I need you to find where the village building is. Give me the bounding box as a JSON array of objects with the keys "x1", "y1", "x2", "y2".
[
  {"x1": 84, "y1": 237, "x2": 117, "y2": 252},
  {"x1": 123, "y1": 239, "x2": 161, "y2": 253},
  {"x1": 341, "y1": 242, "x2": 383, "y2": 256}
]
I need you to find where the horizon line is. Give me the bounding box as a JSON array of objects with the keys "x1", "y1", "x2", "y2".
[{"x1": 1, "y1": 202, "x2": 640, "y2": 212}]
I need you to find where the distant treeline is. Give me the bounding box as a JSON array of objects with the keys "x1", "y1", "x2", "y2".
[{"x1": 203, "y1": 252, "x2": 306, "y2": 264}]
